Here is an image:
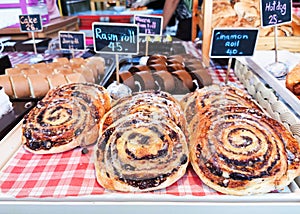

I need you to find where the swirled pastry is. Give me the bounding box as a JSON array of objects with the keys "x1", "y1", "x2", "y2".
[
  {"x1": 100, "y1": 90, "x2": 186, "y2": 133},
  {"x1": 95, "y1": 90, "x2": 189, "y2": 192},
  {"x1": 181, "y1": 84, "x2": 263, "y2": 134},
  {"x1": 95, "y1": 112, "x2": 189, "y2": 192},
  {"x1": 22, "y1": 83, "x2": 111, "y2": 154},
  {"x1": 189, "y1": 106, "x2": 300, "y2": 195}
]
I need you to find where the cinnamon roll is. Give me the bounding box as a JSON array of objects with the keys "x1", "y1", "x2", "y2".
[
  {"x1": 95, "y1": 112, "x2": 189, "y2": 192},
  {"x1": 100, "y1": 90, "x2": 186, "y2": 133},
  {"x1": 180, "y1": 84, "x2": 263, "y2": 130},
  {"x1": 189, "y1": 106, "x2": 300, "y2": 195},
  {"x1": 22, "y1": 83, "x2": 111, "y2": 154}
]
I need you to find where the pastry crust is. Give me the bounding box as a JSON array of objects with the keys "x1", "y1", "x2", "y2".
[
  {"x1": 22, "y1": 83, "x2": 111, "y2": 154},
  {"x1": 95, "y1": 90, "x2": 189, "y2": 192},
  {"x1": 189, "y1": 106, "x2": 300, "y2": 195}
]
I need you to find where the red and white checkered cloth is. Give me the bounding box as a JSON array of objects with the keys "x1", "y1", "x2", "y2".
[{"x1": 0, "y1": 144, "x2": 220, "y2": 198}]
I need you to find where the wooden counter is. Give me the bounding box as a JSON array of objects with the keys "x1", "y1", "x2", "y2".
[{"x1": 0, "y1": 16, "x2": 79, "y2": 39}]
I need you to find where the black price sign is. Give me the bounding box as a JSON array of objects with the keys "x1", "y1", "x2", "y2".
[
  {"x1": 92, "y1": 23, "x2": 139, "y2": 54},
  {"x1": 134, "y1": 15, "x2": 163, "y2": 35},
  {"x1": 210, "y1": 28, "x2": 259, "y2": 58},
  {"x1": 260, "y1": 0, "x2": 292, "y2": 27},
  {"x1": 59, "y1": 31, "x2": 86, "y2": 50},
  {"x1": 19, "y1": 14, "x2": 42, "y2": 32}
]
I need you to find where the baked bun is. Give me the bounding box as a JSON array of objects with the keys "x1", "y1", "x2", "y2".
[
  {"x1": 286, "y1": 63, "x2": 300, "y2": 99},
  {"x1": 182, "y1": 84, "x2": 300, "y2": 195},
  {"x1": 189, "y1": 106, "x2": 300, "y2": 195},
  {"x1": 10, "y1": 74, "x2": 31, "y2": 98},
  {"x1": 95, "y1": 90, "x2": 188, "y2": 192},
  {"x1": 22, "y1": 83, "x2": 111, "y2": 154},
  {"x1": 0, "y1": 75, "x2": 14, "y2": 97}
]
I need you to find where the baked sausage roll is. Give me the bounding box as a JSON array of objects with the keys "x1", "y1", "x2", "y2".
[
  {"x1": 189, "y1": 106, "x2": 300, "y2": 195},
  {"x1": 22, "y1": 83, "x2": 111, "y2": 154},
  {"x1": 95, "y1": 112, "x2": 189, "y2": 192}
]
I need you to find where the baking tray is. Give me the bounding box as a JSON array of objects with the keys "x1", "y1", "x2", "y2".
[
  {"x1": 0, "y1": 101, "x2": 36, "y2": 141},
  {"x1": 238, "y1": 51, "x2": 300, "y2": 117}
]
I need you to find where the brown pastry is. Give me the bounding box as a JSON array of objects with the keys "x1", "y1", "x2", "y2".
[
  {"x1": 65, "y1": 73, "x2": 87, "y2": 84},
  {"x1": 53, "y1": 57, "x2": 70, "y2": 65},
  {"x1": 22, "y1": 83, "x2": 111, "y2": 154},
  {"x1": 189, "y1": 106, "x2": 300, "y2": 195},
  {"x1": 0, "y1": 75, "x2": 14, "y2": 98},
  {"x1": 120, "y1": 71, "x2": 136, "y2": 91},
  {"x1": 190, "y1": 68, "x2": 213, "y2": 89},
  {"x1": 167, "y1": 64, "x2": 185, "y2": 72},
  {"x1": 128, "y1": 65, "x2": 151, "y2": 74},
  {"x1": 47, "y1": 73, "x2": 68, "y2": 89},
  {"x1": 152, "y1": 70, "x2": 175, "y2": 92},
  {"x1": 14, "y1": 63, "x2": 31, "y2": 70},
  {"x1": 148, "y1": 64, "x2": 167, "y2": 72},
  {"x1": 10, "y1": 74, "x2": 31, "y2": 98},
  {"x1": 73, "y1": 66, "x2": 95, "y2": 83},
  {"x1": 286, "y1": 63, "x2": 300, "y2": 99},
  {"x1": 5, "y1": 67, "x2": 22, "y2": 75},
  {"x1": 172, "y1": 70, "x2": 194, "y2": 92},
  {"x1": 147, "y1": 58, "x2": 166, "y2": 66},
  {"x1": 27, "y1": 74, "x2": 50, "y2": 98},
  {"x1": 31, "y1": 62, "x2": 46, "y2": 70},
  {"x1": 133, "y1": 71, "x2": 155, "y2": 91},
  {"x1": 95, "y1": 90, "x2": 188, "y2": 192},
  {"x1": 21, "y1": 69, "x2": 39, "y2": 76}
]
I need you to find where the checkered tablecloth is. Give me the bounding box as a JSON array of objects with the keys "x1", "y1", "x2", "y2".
[
  {"x1": 0, "y1": 145, "x2": 220, "y2": 198},
  {"x1": 0, "y1": 42, "x2": 233, "y2": 199}
]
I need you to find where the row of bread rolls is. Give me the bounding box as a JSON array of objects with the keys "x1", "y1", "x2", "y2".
[
  {"x1": 0, "y1": 56, "x2": 105, "y2": 99},
  {"x1": 95, "y1": 90, "x2": 189, "y2": 192},
  {"x1": 210, "y1": 0, "x2": 300, "y2": 36},
  {"x1": 180, "y1": 84, "x2": 300, "y2": 195},
  {"x1": 119, "y1": 54, "x2": 212, "y2": 94}
]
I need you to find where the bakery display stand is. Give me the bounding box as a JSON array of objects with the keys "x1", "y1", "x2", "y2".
[{"x1": 0, "y1": 16, "x2": 79, "y2": 40}]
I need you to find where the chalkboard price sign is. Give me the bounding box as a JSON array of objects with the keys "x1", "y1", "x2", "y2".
[
  {"x1": 59, "y1": 31, "x2": 86, "y2": 50},
  {"x1": 19, "y1": 14, "x2": 42, "y2": 32},
  {"x1": 260, "y1": 0, "x2": 292, "y2": 27},
  {"x1": 210, "y1": 28, "x2": 259, "y2": 58},
  {"x1": 92, "y1": 23, "x2": 139, "y2": 54},
  {"x1": 134, "y1": 15, "x2": 163, "y2": 35}
]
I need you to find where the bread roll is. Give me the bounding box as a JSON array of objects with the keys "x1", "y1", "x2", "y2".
[
  {"x1": 47, "y1": 73, "x2": 68, "y2": 89},
  {"x1": 0, "y1": 75, "x2": 14, "y2": 97},
  {"x1": 5, "y1": 67, "x2": 22, "y2": 75},
  {"x1": 27, "y1": 74, "x2": 50, "y2": 98},
  {"x1": 10, "y1": 74, "x2": 31, "y2": 98},
  {"x1": 286, "y1": 63, "x2": 300, "y2": 99},
  {"x1": 65, "y1": 73, "x2": 87, "y2": 83}
]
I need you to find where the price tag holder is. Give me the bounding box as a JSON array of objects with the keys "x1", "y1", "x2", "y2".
[
  {"x1": 260, "y1": 0, "x2": 292, "y2": 27},
  {"x1": 92, "y1": 22, "x2": 139, "y2": 55},
  {"x1": 19, "y1": 14, "x2": 43, "y2": 32},
  {"x1": 134, "y1": 14, "x2": 163, "y2": 36},
  {"x1": 209, "y1": 28, "x2": 259, "y2": 58},
  {"x1": 93, "y1": 23, "x2": 139, "y2": 84},
  {"x1": 260, "y1": 0, "x2": 291, "y2": 79},
  {"x1": 59, "y1": 31, "x2": 86, "y2": 51},
  {"x1": 19, "y1": 14, "x2": 43, "y2": 63},
  {"x1": 134, "y1": 14, "x2": 163, "y2": 56},
  {"x1": 210, "y1": 28, "x2": 259, "y2": 84}
]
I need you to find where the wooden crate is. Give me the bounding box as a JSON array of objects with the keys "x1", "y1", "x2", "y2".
[{"x1": 199, "y1": 0, "x2": 300, "y2": 67}]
